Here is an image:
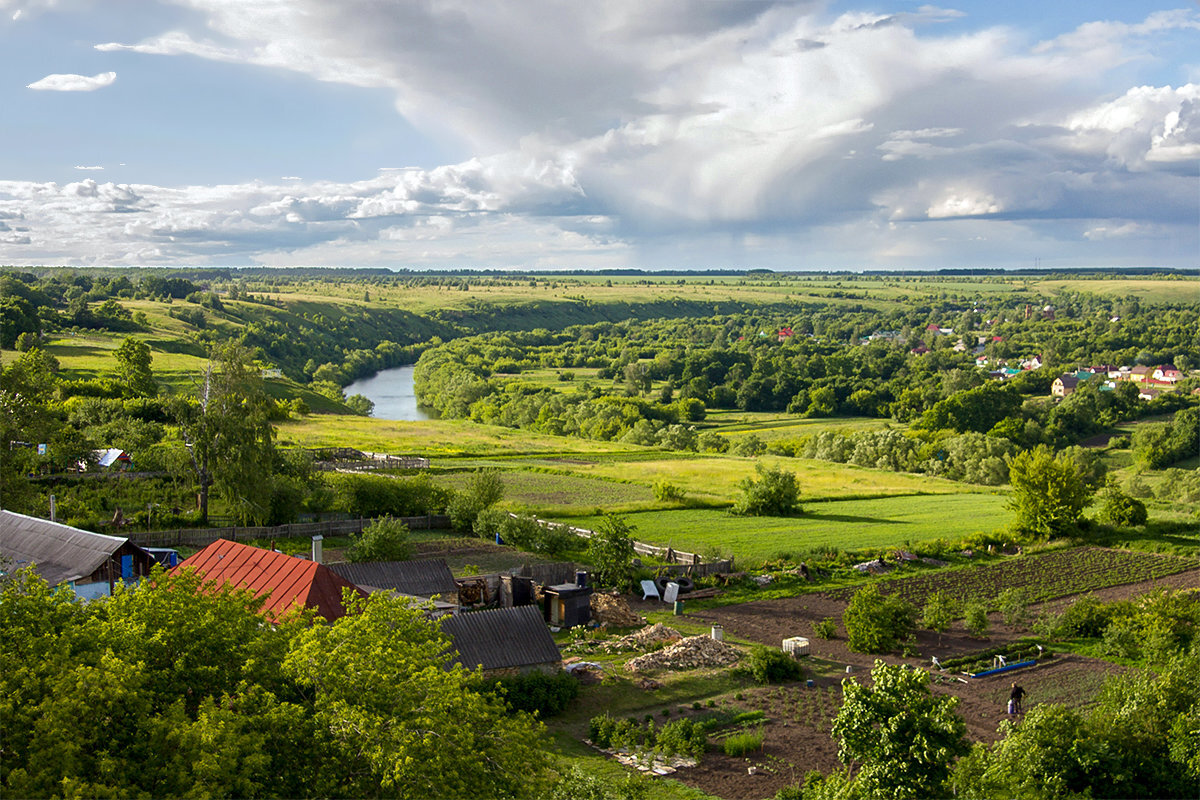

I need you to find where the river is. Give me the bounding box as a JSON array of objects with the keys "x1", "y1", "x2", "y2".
[{"x1": 342, "y1": 365, "x2": 434, "y2": 421}]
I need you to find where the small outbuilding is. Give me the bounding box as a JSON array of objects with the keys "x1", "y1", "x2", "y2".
[{"x1": 441, "y1": 605, "x2": 563, "y2": 675}]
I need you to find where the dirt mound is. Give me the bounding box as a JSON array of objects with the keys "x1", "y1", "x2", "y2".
[
  {"x1": 590, "y1": 592, "x2": 644, "y2": 629},
  {"x1": 625, "y1": 635, "x2": 742, "y2": 672}
]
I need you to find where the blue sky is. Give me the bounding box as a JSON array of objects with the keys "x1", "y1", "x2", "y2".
[{"x1": 0, "y1": 1, "x2": 1196, "y2": 269}]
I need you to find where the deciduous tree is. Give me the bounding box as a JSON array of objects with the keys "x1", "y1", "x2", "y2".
[{"x1": 1005, "y1": 445, "x2": 1092, "y2": 536}]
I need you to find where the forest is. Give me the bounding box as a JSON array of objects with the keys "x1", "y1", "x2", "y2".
[{"x1": 1, "y1": 266, "x2": 1199, "y2": 799}]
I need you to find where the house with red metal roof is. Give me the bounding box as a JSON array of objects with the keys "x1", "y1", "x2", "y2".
[{"x1": 174, "y1": 539, "x2": 365, "y2": 621}]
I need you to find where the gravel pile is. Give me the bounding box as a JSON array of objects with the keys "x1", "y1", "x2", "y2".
[
  {"x1": 625, "y1": 635, "x2": 742, "y2": 673},
  {"x1": 590, "y1": 593, "x2": 644, "y2": 629},
  {"x1": 603, "y1": 622, "x2": 682, "y2": 652}
]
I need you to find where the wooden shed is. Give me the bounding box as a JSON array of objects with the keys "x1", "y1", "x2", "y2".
[{"x1": 0, "y1": 509, "x2": 155, "y2": 597}]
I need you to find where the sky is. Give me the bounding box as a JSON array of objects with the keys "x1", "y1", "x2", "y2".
[{"x1": 0, "y1": 1, "x2": 1197, "y2": 270}]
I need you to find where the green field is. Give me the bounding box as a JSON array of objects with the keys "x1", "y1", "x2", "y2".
[
  {"x1": 556, "y1": 492, "x2": 1012, "y2": 563},
  {"x1": 531, "y1": 453, "x2": 977, "y2": 503},
  {"x1": 277, "y1": 415, "x2": 642, "y2": 457},
  {"x1": 436, "y1": 469, "x2": 656, "y2": 514}
]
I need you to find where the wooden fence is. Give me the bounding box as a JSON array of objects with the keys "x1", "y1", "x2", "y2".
[
  {"x1": 128, "y1": 514, "x2": 451, "y2": 549},
  {"x1": 517, "y1": 514, "x2": 735, "y2": 578}
]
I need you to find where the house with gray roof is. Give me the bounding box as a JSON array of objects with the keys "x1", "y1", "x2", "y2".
[
  {"x1": 0, "y1": 510, "x2": 155, "y2": 598},
  {"x1": 327, "y1": 558, "x2": 458, "y2": 601},
  {"x1": 440, "y1": 605, "x2": 562, "y2": 675}
]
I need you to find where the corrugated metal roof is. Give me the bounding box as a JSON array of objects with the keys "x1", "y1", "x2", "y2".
[
  {"x1": 0, "y1": 510, "x2": 130, "y2": 584},
  {"x1": 327, "y1": 559, "x2": 457, "y2": 599},
  {"x1": 441, "y1": 605, "x2": 562, "y2": 671},
  {"x1": 174, "y1": 539, "x2": 365, "y2": 621}
]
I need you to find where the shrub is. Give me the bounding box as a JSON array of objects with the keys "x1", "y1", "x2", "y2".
[
  {"x1": 733, "y1": 463, "x2": 801, "y2": 516},
  {"x1": 496, "y1": 671, "x2": 579, "y2": 718},
  {"x1": 1095, "y1": 480, "x2": 1148, "y2": 527},
  {"x1": 653, "y1": 479, "x2": 686, "y2": 503},
  {"x1": 813, "y1": 618, "x2": 838, "y2": 639},
  {"x1": 1056, "y1": 594, "x2": 1113, "y2": 638},
  {"x1": 997, "y1": 587, "x2": 1030, "y2": 629},
  {"x1": 657, "y1": 718, "x2": 707, "y2": 759},
  {"x1": 843, "y1": 584, "x2": 917, "y2": 654},
  {"x1": 345, "y1": 516, "x2": 411, "y2": 562},
  {"x1": 746, "y1": 645, "x2": 805, "y2": 685},
  {"x1": 1101, "y1": 618, "x2": 1140, "y2": 660},
  {"x1": 722, "y1": 728, "x2": 764, "y2": 757},
  {"x1": 963, "y1": 601, "x2": 990, "y2": 638},
  {"x1": 922, "y1": 592, "x2": 957, "y2": 634}
]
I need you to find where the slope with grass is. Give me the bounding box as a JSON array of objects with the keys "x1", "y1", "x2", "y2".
[{"x1": 556, "y1": 493, "x2": 1011, "y2": 564}]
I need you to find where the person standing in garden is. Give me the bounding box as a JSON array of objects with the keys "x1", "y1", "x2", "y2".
[{"x1": 1008, "y1": 683, "x2": 1026, "y2": 715}]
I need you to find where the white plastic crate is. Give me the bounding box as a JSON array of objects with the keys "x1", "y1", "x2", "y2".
[{"x1": 782, "y1": 636, "x2": 810, "y2": 656}]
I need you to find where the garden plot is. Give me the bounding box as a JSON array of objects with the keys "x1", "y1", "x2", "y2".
[{"x1": 824, "y1": 547, "x2": 1199, "y2": 607}]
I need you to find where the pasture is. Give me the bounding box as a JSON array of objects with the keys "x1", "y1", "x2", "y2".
[
  {"x1": 435, "y1": 469, "x2": 656, "y2": 515},
  {"x1": 277, "y1": 415, "x2": 639, "y2": 457},
  {"x1": 555, "y1": 492, "x2": 1012, "y2": 564},
  {"x1": 534, "y1": 453, "x2": 978, "y2": 504}
]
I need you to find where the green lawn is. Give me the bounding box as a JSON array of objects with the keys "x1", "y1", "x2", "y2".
[{"x1": 556, "y1": 493, "x2": 1012, "y2": 564}]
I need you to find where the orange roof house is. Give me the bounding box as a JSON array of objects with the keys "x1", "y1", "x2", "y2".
[{"x1": 174, "y1": 539, "x2": 365, "y2": 621}]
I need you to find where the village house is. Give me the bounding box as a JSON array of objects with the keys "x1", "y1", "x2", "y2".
[
  {"x1": 174, "y1": 538, "x2": 366, "y2": 622},
  {"x1": 0, "y1": 510, "x2": 155, "y2": 599}
]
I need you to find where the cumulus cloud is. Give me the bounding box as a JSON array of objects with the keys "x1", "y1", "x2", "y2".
[
  {"x1": 2, "y1": 2, "x2": 1198, "y2": 267},
  {"x1": 27, "y1": 71, "x2": 116, "y2": 91},
  {"x1": 74, "y1": 165, "x2": 104, "y2": 170}
]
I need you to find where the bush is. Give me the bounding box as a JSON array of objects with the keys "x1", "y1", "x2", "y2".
[
  {"x1": 813, "y1": 618, "x2": 838, "y2": 639},
  {"x1": 495, "y1": 670, "x2": 579, "y2": 718},
  {"x1": 922, "y1": 592, "x2": 957, "y2": 634},
  {"x1": 746, "y1": 645, "x2": 805, "y2": 685},
  {"x1": 345, "y1": 516, "x2": 412, "y2": 562},
  {"x1": 657, "y1": 718, "x2": 707, "y2": 759},
  {"x1": 997, "y1": 588, "x2": 1030, "y2": 629},
  {"x1": 733, "y1": 463, "x2": 801, "y2": 516},
  {"x1": 963, "y1": 601, "x2": 990, "y2": 638},
  {"x1": 653, "y1": 479, "x2": 686, "y2": 503},
  {"x1": 722, "y1": 728, "x2": 764, "y2": 757},
  {"x1": 1095, "y1": 480, "x2": 1148, "y2": 527},
  {"x1": 843, "y1": 585, "x2": 917, "y2": 654}
]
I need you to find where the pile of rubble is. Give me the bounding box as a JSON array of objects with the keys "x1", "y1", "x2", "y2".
[
  {"x1": 602, "y1": 622, "x2": 682, "y2": 653},
  {"x1": 625, "y1": 635, "x2": 742, "y2": 673},
  {"x1": 590, "y1": 592, "x2": 644, "y2": 629}
]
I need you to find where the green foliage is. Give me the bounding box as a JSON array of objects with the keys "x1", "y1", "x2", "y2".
[
  {"x1": 963, "y1": 600, "x2": 991, "y2": 638},
  {"x1": 952, "y1": 657, "x2": 1200, "y2": 799},
  {"x1": 546, "y1": 766, "x2": 649, "y2": 800},
  {"x1": 813, "y1": 618, "x2": 838, "y2": 639},
  {"x1": 586, "y1": 514, "x2": 637, "y2": 590},
  {"x1": 652, "y1": 479, "x2": 686, "y2": 503},
  {"x1": 1133, "y1": 406, "x2": 1200, "y2": 469},
  {"x1": 493, "y1": 670, "x2": 579, "y2": 718},
  {"x1": 921, "y1": 591, "x2": 957, "y2": 634},
  {"x1": 173, "y1": 341, "x2": 276, "y2": 524},
  {"x1": 843, "y1": 585, "x2": 917, "y2": 654},
  {"x1": 656, "y1": 718, "x2": 708, "y2": 758},
  {"x1": 832, "y1": 660, "x2": 968, "y2": 800},
  {"x1": 330, "y1": 472, "x2": 447, "y2": 518},
  {"x1": 0, "y1": 568, "x2": 553, "y2": 799},
  {"x1": 722, "y1": 728, "x2": 765, "y2": 757},
  {"x1": 448, "y1": 468, "x2": 505, "y2": 532},
  {"x1": 996, "y1": 587, "x2": 1030, "y2": 629},
  {"x1": 344, "y1": 393, "x2": 375, "y2": 416},
  {"x1": 916, "y1": 382, "x2": 1022, "y2": 434},
  {"x1": 475, "y1": 509, "x2": 579, "y2": 556},
  {"x1": 345, "y1": 516, "x2": 412, "y2": 562},
  {"x1": 112, "y1": 336, "x2": 158, "y2": 398},
  {"x1": 734, "y1": 462, "x2": 801, "y2": 516},
  {"x1": 1006, "y1": 445, "x2": 1093, "y2": 537},
  {"x1": 1095, "y1": 478, "x2": 1148, "y2": 527},
  {"x1": 746, "y1": 645, "x2": 806, "y2": 684}
]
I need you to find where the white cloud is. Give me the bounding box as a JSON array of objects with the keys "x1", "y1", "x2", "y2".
[
  {"x1": 26, "y1": 71, "x2": 116, "y2": 91},
  {"x1": 1083, "y1": 222, "x2": 1147, "y2": 240},
  {"x1": 2, "y1": 2, "x2": 1197, "y2": 267},
  {"x1": 73, "y1": 165, "x2": 104, "y2": 170}
]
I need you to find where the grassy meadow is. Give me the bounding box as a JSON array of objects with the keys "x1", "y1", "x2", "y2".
[{"x1": 556, "y1": 493, "x2": 1012, "y2": 564}]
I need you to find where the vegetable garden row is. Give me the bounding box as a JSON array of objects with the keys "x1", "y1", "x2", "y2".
[{"x1": 827, "y1": 546, "x2": 1198, "y2": 607}]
